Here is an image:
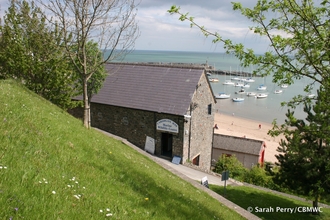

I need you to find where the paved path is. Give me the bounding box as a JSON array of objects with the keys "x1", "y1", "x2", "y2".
[{"x1": 154, "y1": 156, "x2": 238, "y2": 186}]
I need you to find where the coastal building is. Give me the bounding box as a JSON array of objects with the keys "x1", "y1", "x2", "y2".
[
  {"x1": 212, "y1": 133, "x2": 266, "y2": 168},
  {"x1": 70, "y1": 63, "x2": 216, "y2": 171}
]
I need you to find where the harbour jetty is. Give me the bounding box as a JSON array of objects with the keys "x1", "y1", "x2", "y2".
[{"x1": 111, "y1": 61, "x2": 259, "y2": 77}]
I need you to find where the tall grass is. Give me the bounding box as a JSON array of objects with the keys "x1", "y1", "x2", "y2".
[{"x1": 0, "y1": 80, "x2": 245, "y2": 219}]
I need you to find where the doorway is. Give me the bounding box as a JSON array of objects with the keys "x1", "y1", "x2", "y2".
[{"x1": 161, "y1": 133, "x2": 173, "y2": 158}]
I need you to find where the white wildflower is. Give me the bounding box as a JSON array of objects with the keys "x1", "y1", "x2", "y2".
[
  {"x1": 73, "y1": 195, "x2": 80, "y2": 200},
  {"x1": 106, "y1": 213, "x2": 113, "y2": 217},
  {"x1": 0, "y1": 166, "x2": 2, "y2": 169},
  {"x1": 67, "y1": 185, "x2": 71, "y2": 188},
  {"x1": 52, "y1": 191, "x2": 56, "y2": 194},
  {"x1": 4, "y1": 166, "x2": 7, "y2": 169},
  {"x1": 106, "y1": 208, "x2": 110, "y2": 212},
  {"x1": 100, "y1": 210, "x2": 103, "y2": 213}
]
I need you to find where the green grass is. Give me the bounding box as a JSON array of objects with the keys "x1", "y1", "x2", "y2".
[
  {"x1": 210, "y1": 185, "x2": 330, "y2": 220},
  {"x1": 0, "y1": 79, "x2": 245, "y2": 219}
]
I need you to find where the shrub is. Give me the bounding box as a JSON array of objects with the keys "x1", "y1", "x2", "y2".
[{"x1": 213, "y1": 155, "x2": 247, "y2": 181}]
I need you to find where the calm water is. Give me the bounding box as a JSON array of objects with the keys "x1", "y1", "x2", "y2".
[{"x1": 117, "y1": 50, "x2": 317, "y2": 124}]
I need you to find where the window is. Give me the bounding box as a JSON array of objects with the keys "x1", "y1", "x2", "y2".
[
  {"x1": 208, "y1": 104, "x2": 212, "y2": 115},
  {"x1": 193, "y1": 155, "x2": 200, "y2": 166}
]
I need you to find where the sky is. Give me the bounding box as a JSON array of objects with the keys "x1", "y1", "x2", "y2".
[
  {"x1": 0, "y1": 0, "x2": 269, "y2": 54},
  {"x1": 135, "y1": 0, "x2": 270, "y2": 53}
]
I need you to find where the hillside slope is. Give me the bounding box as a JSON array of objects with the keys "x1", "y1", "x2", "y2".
[{"x1": 0, "y1": 80, "x2": 244, "y2": 219}]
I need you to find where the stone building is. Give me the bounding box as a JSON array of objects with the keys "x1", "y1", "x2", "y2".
[
  {"x1": 212, "y1": 133, "x2": 266, "y2": 168},
  {"x1": 72, "y1": 63, "x2": 216, "y2": 171}
]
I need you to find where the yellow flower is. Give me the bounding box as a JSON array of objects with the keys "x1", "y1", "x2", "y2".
[{"x1": 145, "y1": 198, "x2": 149, "y2": 201}]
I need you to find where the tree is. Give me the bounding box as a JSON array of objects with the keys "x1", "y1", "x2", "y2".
[
  {"x1": 0, "y1": 0, "x2": 79, "y2": 109},
  {"x1": 168, "y1": 0, "x2": 330, "y2": 210},
  {"x1": 38, "y1": 0, "x2": 139, "y2": 128},
  {"x1": 74, "y1": 41, "x2": 107, "y2": 106},
  {"x1": 168, "y1": 1, "x2": 329, "y2": 99},
  {"x1": 270, "y1": 86, "x2": 330, "y2": 211}
]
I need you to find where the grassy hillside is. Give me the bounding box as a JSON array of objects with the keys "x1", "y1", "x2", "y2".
[{"x1": 0, "y1": 80, "x2": 245, "y2": 219}]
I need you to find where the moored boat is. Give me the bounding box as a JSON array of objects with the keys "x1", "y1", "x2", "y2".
[
  {"x1": 256, "y1": 93, "x2": 268, "y2": 98},
  {"x1": 232, "y1": 97, "x2": 244, "y2": 102},
  {"x1": 245, "y1": 78, "x2": 255, "y2": 83},
  {"x1": 231, "y1": 77, "x2": 241, "y2": 81},
  {"x1": 234, "y1": 82, "x2": 244, "y2": 87},
  {"x1": 223, "y1": 80, "x2": 234, "y2": 85},
  {"x1": 209, "y1": 78, "x2": 219, "y2": 82},
  {"x1": 247, "y1": 92, "x2": 256, "y2": 96},
  {"x1": 274, "y1": 89, "x2": 283, "y2": 94},
  {"x1": 242, "y1": 83, "x2": 250, "y2": 88},
  {"x1": 215, "y1": 92, "x2": 231, "y2": 99},
  {"x1": 257, "y1": 84, "x2": 267, "y2": 91},
  {"x1": 281, "y1": 84, "x2": 288, "y2": 88},
  {"x1": 235, "y1": 88, "x2": 245, "y2": 94},
  {"x1": 307, "y1": 93, "x2": 315, "y2": 98}
]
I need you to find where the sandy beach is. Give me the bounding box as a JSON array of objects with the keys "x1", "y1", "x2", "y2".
[{"x1": 214, "y1": 113, "x2": 285, "y2": 163}]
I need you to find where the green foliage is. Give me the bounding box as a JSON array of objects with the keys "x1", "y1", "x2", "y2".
[
  {"x1": 169, "y1": 0, "x2": 330, "y2": 209},
  {"x1": 244, "y1": 166, "x2": 275, "y2": 188},
  {"x1": 271, "y1": 87, "x2": 330, "y2": 205},
  {"x1": 42, "y1": 0, "x2": 139, "y2": 128},
  {"x1": 214, "y1": 155, "x2": 247, "y2": 181},
  {"x1": 0, "y1": 0, "x2": 79, "y2": 109},
  {"x1": 0, "y1": 80, "x2": 244, "y2": 219},
  {"x1": 73, "y1": 41, "x2": 107, "y2": 103},
  {"x1": 168, "y1": 1, "x2": 329, "y2": 103}
]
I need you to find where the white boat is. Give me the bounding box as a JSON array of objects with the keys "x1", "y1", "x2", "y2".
[
  {"x1": 257, "y1": 84, "x2": 267, "y2": 91},
  {"x1": 242, "y1": 83, "x2": 250, "y2": 88},
  {"x1": 209, "y1": 78, "x2": 219, "y2": 82},
  {"x1": 231, "y1": 77, "x2": 241, "y2": 81},
  {"x1": 245, "y1": 78, "x2": 255, "y2": 83},
  {"x1": 235, "y1": 88, "x2": 245, "y2": 94},
  {"x1": 274, "y1": 89, "x2": 283, "y2": 94},
  {"x1": 256, "y1": 93, "x2": 268, "y2": 98},
  {"x1": 281, "y1": 84, "x2": 288, "y2": 88},
  {"x1": 307, "y1": 93, "x2": 315, "y2": 98},
  {"x1": 247, "y1": 92, "x2": 256, "y2": 96},
  {"x1": 232, "y1": 97, "x2": 244, "y2": 102},
  {"x1": 223, "y1": 80, "x2": 234, "y2": 85},
  {"x1": 206, "y1": 73, "x2": 212, "y2": 77},
  {"x1": 234, "y1": 82, "x2": 244, "y2": 87},
  {"x1": 215, "y1": 92, "x2": 231, "y2": 99}
]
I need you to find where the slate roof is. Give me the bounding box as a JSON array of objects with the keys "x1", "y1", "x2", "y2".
[
  {"x1": 213, "y1": 133, "x2": 265, "y2": 156},
  {"x1": 88, "y1": 63, "x2": 208, "y2": 116}
]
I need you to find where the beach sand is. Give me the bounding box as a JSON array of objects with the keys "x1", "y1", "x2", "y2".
[{"x1": 214, "y1": 113, "x2": 284, "y2": 163}]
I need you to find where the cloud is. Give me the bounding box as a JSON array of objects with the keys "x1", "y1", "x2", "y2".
[
  {"x1": 0, "y1": 0, "x2": 268, "y2": 53},
  {"x1": 134, "y1": 0, "x2": 269, "y2": 53}
]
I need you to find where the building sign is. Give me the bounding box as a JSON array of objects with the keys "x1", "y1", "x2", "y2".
[
  {"x1": 156, "y1": 119, "x2": 179, "y2": 133},
  {"x1": 145, "y1": 136, "x2": 155, "y2": 154}
]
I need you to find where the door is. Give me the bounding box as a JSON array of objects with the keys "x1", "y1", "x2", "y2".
[{"x1": 161, "y1": 133, "x2": 173, "y2": 157}]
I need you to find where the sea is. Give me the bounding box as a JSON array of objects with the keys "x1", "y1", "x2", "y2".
[{"x1": 115, "y1": 50, "x2": 318, "y2": 125}]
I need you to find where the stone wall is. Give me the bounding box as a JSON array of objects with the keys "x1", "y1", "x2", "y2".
[
  {"x1": 182, "y1": 72, "x2": 215, "y2": 170},
  {"x1": 88, "y1": 104, "x2": 185, "y2": 158},
  {"x1": 68, "y1": 72, "x2": 215, "y2": 171}
]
